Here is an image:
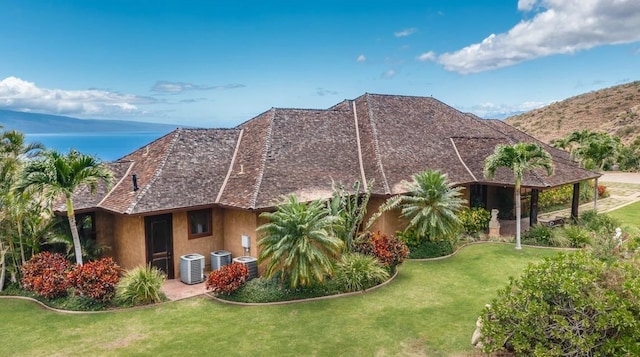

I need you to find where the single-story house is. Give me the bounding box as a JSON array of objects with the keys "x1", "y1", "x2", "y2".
[{"x1": 60, "y1": 93, "x2": 600, "y2": 279}]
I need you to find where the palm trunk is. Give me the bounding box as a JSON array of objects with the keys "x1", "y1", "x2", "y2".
[
  {"x1": 17, "y1": 224, "x2": 26, "y2": 265},
  {"x1": 0, "y1": 242, "x2": 7, "y2": 292},
  {"x1": 66, "y1": 196, "x2": 83, "y2": 265},
  {"x1": 515, "y1": 179, "x2": 522, "y2": 250}
]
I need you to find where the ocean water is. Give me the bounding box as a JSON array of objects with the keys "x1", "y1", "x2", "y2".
[{"x1": 26, "y1": 131, "x2": 172, "y2": 161}]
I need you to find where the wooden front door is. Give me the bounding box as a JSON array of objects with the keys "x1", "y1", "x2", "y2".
[{"x1": 145, "y1": 214, "x2": 174, "y2": 279}]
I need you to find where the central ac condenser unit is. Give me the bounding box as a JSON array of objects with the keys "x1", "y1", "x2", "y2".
[
  {"x1": 180, "y1": 253, "x2": 204, "y2": 284},
  {"x1": 211, "y1": 250, "x2": 232, "y2": 271}
]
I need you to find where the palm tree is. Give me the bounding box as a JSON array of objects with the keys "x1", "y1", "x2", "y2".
[
  {"x1": 257, "y1": 195, "x2": 343, "y2": 289},
  {"x1": 18, "y1": 149, "x2": 113, "y2": 265},
  {"x1": 0, "y1": 130, "x2": 44, "y2": 182},
  {"x1": 484, "y1": 143, "x2": 554, "y2": 249},
  {"x1": 573, "y1": 133, "x2": 620, "y2": 170},
  {"x1": 0, "y1": 129, "x2": 44, "y2": 289},
  {"x1": 381, "y1": 169, "x2": 465, "y2": 241}
]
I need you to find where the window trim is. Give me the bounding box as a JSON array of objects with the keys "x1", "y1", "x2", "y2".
[{"x1": 187, "y1": 208, "x2": 212, "y2": 239}]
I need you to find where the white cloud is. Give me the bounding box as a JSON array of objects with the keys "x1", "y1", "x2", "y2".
[
  {"x1": 356, "y1": 54, "x2": 367, "y2": 62},
  {"x1": 151, "y1": 80, "x2": 245, "y2": 94},
  {"x1": 464, "y1": 100, "x2": 546, "y2": 118},
  {"x1": 0, "y1": 76, "x2": 155, "y2": 117},
  {"x1": 438, "y1": 0, "x2": 640, "y2": 74},
  {"x1": 382, "y1": 69, "x2": 397, "y2": 78},
  {"x1": 394, "y1": 28, "x2": 417, "y2": 37},
  {"x1": 417, "y1": 51, "x2": 436, "y2": 62}
]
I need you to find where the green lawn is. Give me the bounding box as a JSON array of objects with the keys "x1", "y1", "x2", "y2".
[
  {"x1": 0, "y1": 244, "x2": 562, "y2": 357},
  {"x1": 609, "y1": 200, "x2": 640, "y2": 230}
]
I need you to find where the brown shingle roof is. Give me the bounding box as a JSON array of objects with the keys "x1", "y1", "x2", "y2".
[{"x1": 64, "y1": 93, "x2": 600, "y2": 214}]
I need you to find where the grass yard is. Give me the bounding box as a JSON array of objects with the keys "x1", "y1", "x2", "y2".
[
  {"x1": 0, "y1": 244, "x2": 562, "y2": 357},
  {"x1": 609, "y1": 200, "x2": 640, "y2": 230}
]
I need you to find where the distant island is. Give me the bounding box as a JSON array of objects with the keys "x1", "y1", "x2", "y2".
[{"x1": 0, "y1": 109, "x2": 184, "y2": 134}]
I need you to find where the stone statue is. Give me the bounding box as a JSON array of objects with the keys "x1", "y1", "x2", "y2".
[{"x1": 489, "y1": 209, "x2": 500, "y2": 237}]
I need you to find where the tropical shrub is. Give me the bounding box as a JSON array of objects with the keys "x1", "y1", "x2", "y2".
[
  {"x1": 225, "y1": 273, "x2": 342, "y2": 303},
  {"x1": 67, "y1": 257, "x2": 120, "y2": 302},
  {"x1": 538, "y1": 184, "x2": 573, "y2": 209},
  {"x1": 579, "y1": 210, "x2": 620, "y2": 235},
  {"x1": 480, "y1": 251, "x2": 640, "y2": 356},
  {"x1": 115, "y1": 265, "x2": 166, "y2": 306},
  {"x1": 206, "y1": 262, "x2": 249, "y2": 296},
  {"x1": 458, "y1": 207, "x2": 490, "y2": 236},
  {"x1": 521, "y1": 224, "x2": 569, "y2": 247},
  {"x1": 20, "y1": 252, "x2": 71, "y2": 299},
  {"x1": 561, "y1": 225, "x2": 593, "y2": 248},
  {"x1": 407, "y1": 239, "x2": 454, "y2": 259},
  {"x1": 327, "y1": 180, "x2": 373, "y2": 251},
  {"x1": 353, "y1": 231, "x2": 408, "y2": 270},
  {"x1": 334, "y1": 253, "x2": 390, "y2": 292}
]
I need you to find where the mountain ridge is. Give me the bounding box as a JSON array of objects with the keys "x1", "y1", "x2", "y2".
[
  {"x1": 505, "y1": 81, "x2": 640, "y2": 145},
  {"x1": 0, "y1": 109, "x2": 184, "y2": 133}
]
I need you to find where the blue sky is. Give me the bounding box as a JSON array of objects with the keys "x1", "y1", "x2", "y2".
[{"x1": 1, "y1": 0, "x2": 639, "y2": 127}]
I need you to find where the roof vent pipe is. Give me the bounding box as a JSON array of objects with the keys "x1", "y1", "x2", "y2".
[{"x1": 132, "y1": 174, "x2": 139, "y2": 191}]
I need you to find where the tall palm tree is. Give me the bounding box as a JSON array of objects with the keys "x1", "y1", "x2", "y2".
[
  {"x1": 573, "y1": 133, "x2": 620, "y2": 170},
  {"x1": 0, "y1": 129, "x2": 44, "y2": 289},
  {"x1": 18, "y1": 149, "x2": 113, "y2": 265},
  {"x1": 257, "y1": 195, "x2": 343, "y2": 289},
  {"x1": 0, "y1": 130, "x2": 44, "y2": 182},
  {"x1": 381, "y1": 169, "x2": 465, "y2": 241},
  {"x1": 484, "y1": 143, "x2": 554, "y2": 249}
]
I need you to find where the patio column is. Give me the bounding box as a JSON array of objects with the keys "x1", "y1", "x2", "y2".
[
  {"x1": 529, "y1": 189, "x2": 539, "y2": 226},
  {"x1": 593, "y1": 178, "x2": 598, "y2": 211},
  {"x1": 571, "y1": 182, "x2": 580, "y2": 221}
]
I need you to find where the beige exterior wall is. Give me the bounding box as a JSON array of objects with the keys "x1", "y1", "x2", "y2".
[
  {"x1": 365, "y1": 197, "x2": 407, "y2": 236},
  {"x1": 222, "y1": 208, "x2": 259, "y2": 259},
  {"x1": 111, "y1": 214, "x2": 146, "y2": 271},
  {"x1": 171, "y1": 208, "x2": 224, "y2": 275}
]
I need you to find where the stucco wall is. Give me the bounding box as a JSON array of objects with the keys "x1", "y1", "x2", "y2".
[
  {"x1": 171, "y1": 208, "x2": 223, "y2": 275},
  {"x1": 365, "y1": 197, "x2": 407, "y2": 236},
  {"x1": 222, "y1": 208, "x2": 259, "y2": 259},
  {"x1": 112, "y1": 215, "x2": 146, "y2": 271}
]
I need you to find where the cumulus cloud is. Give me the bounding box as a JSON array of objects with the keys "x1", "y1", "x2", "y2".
[
  {"x1": 151, "y1": 80, "x2": 245, "y2": 94},
  {"x1": 437, "y1": 0, "x2": 640, "y2": 74},
  {"x1": 417, "y1": 51, "x2": 436, "y2": 62},
  {"x1": 356, "y1": 54, "x2": 367, "y2": 62},
  {"x1": 465, "y1": 100, "x2": 546, "y2": 118},
  {"x1": 394, "y1": 28, "x2": 417, "y2": 37},
  {"x1": 0, "y1": 76, "x2": 155, "y2": 117}
]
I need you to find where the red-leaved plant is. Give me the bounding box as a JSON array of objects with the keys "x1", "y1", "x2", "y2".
[
  {"x1": 67, "y1": 257, "x2": 121, "y2": 302},
  {"x1": 354, "y1": 231, "x2": 409, "y2": 269},
  {"x1": 597, "y1": 185, "x2": 607, "y2": 197},
  {"x1": 206, "y1": 262, "x2": 249, "y2": 296},
  {"x1": 21, "y1": 252, "x2": 72, "y2": 299}
]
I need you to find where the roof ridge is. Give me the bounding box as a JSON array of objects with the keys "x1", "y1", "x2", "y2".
[
  {"x1": 97, "y1": 161, "x2": 135, "y2": 208},
  {"x1": 250, "y1": 110, "x2": 275, "y2": 209},
  {"x1": 449, "y1": 138, "x2": 478, "y2": 182},
  {"x1": 352, "y1": 100, "x2": 368, "y2": 185},
  {"x1": 364, "y1": 94, "x2": 391, "y2": 194},
  {"x1": 215, "y1": 129, "x2": 244, "y2": 204},
  {"x1": 125, "y1": 129, "x2": 182, "y2": 214}
]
